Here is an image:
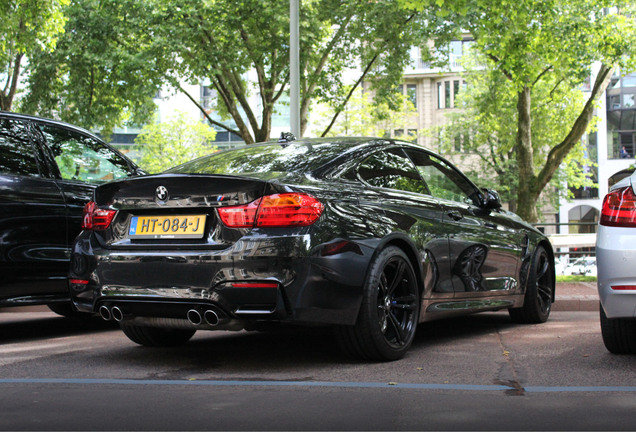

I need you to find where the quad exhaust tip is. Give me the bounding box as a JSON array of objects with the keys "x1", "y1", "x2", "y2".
[
  {"x1": 187, "y1": 309, "x2": 220, "y2": 326},
  {"x1": 99, "y1": 305, "x2": 112, "y2": 321},
  {"x1": 98, "y1": 305, "x2": 127, "y2": 322},
  {"x1": 99, "y1": 305, "x2": 222, "y2": 327},
  {"x1": 111, "y1": 306, "x2": 125, "y2": 322},
  {"x1": 204, "y1": 309, "x2": 220, "y2": 326},
  {"x1": 187, "y1": 309, "x2": 203, "y2": 326}
]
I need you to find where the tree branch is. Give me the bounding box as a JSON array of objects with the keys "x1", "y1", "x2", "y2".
[
  {"x1": 535, "y1": 63, "x2": 614, "y2": 193},
  {"x1": 174, "y1": 82, "x2": 242, "y2": 136},
  {"x1": 532, "y1": 65, "x2": 553, "y2": 87},
  {"x1": 321, "y1": 52, "x2": 380, "y2": 137}
]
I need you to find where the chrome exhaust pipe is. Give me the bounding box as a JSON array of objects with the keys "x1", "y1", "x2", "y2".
[
  {"x1": 204, "y1": 309, "x2": 220, "y2": 326},
  {"x1": 111, "y1": 306, "x2": 125, "y2": 322},
  {"x1": 187, "y1": 309, "x2": 203, "y2": 326},
  {"x1": 99, "y1": 305, "x2": 112, "y2": 321}
]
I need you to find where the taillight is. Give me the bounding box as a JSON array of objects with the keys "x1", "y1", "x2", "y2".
[
  {"x1": 600, "y1": 186, "x2": 636, "y2": 227},
  {"x1": 218, "y1": 193, "x2": 323, "y2": 228},
  {"x1": 82, "y1": 201, "x2": 117, "y2": 230}
]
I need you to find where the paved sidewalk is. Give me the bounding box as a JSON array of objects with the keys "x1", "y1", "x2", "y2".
[{"x1": 554, "y1": 282, "x2": 599, "y2": 312}]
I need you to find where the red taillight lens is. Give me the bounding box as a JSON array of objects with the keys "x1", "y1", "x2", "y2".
[
  {"x1": 600, "y1": 186, "x2": 636, "y2": 227},
  {"x1": 218, "y1": 193, "x2": 323, "y2": 228},
  {"x1": 611, "y1": 285, "x2": 636, "y2": 291},
  {"x1": 81, "y1": 201, "x2": 117, "y2": 230},
  {"x1": 216, "y1": 199, "x2": 260, "y2": 228}
]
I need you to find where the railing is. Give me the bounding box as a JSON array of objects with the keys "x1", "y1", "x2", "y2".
[{"x1": 533, "y1": 222, "x2": 597, "y2": 276}]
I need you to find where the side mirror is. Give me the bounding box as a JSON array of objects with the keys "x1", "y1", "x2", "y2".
[{"x1": 481, "y1": 188, "x2": 502, "y2": 210}]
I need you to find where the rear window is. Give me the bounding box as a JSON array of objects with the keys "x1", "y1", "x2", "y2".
[{"x1": 165, "y1": 141, "x2": 351, "y2": 177}]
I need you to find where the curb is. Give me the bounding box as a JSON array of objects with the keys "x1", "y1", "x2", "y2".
[{"x1": 554, "y1": 282, "x2": 598, "y2": 312}]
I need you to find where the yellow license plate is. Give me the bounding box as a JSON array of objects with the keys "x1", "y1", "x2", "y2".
[{"x1": 129, "y1": 215, "x2": 206, "y2": 239}]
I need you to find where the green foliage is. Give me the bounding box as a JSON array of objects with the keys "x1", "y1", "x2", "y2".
[
  {"x1": 134, "y1": 111, "x2": 217, "y2": 174},
  {"x1": 19, "y1": 0, "x2": 165, "y2": 138},
  {"x1": 403, "y1": 0, "x2": 636, "y2": 222},
  {"x1": 0, "y1": 0, "x2": 68, "y2": 110},
  {"x1": 313, "y1": 87, "x2": 417, "y2": 139},
  {"x1": 556, "y1": 275, "x2": 596, "y2": 283},
  {"x1": 440, "y1": 51, "x2": 596, "y2": 212},
  {"x1": 145, "y1": 0, "x2": 457, "y2": 142}
]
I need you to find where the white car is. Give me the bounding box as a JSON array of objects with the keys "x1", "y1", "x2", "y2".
[{"x1": 597, "y1": 171, "x2": 636, "y2": 354}]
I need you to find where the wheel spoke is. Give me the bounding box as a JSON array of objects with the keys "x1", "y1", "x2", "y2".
[
  {"x1": 537, "y1": 283, "x2": 552, "y2": 299},
  {"x1": 378, "y1": 273, "x2": 389, "y2": 297},
  {"x1": 386, "y1": 259, "x2": 406, "y2": 296},
  {"x1": 536, "y1": 257, "x2": 549, "y2": 280},
  {"x1": 392, "y1": 294, "x2": 417, "y2": 310},
  {"x1": 386, "y1": 310, "x2": 407, "y2": 345}
]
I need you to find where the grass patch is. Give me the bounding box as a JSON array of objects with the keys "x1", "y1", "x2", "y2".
[{"x1": 556, "y1": 275, "x2": 597, "y2": 283}]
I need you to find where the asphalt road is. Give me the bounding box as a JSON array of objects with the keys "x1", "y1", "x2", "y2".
[{"x1": 1, "y1": 310, "x2": 635, "y2": 431}]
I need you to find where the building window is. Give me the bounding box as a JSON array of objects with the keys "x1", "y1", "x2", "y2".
[
  {"x1": 407, "y1": 84, "x2": 417, "y2": 108},
  {"x1": 453, "y1": 80, "x2": 460, "y2": 108},
  {"x1": 437, "y1": 82, "x2": 444, "y2": 109},
  {"x1": 407, "y1": 129, "x2": 418, "y2": 143},
  {"x1": 624, "y1": 76, "x2": 636, "y2": 88},
  {"x1": 445, "y1": 81, "x2": 451, "y2": 108},
  {"x1": 200, "y1": 85, "x2": 215, "y2": 110}
]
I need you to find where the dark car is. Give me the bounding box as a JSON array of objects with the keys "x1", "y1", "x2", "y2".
[
  {"x1": 69, "y1": 137, "x2": 555, "y2": 360},
  {"x1": 0, "y1": 112, "x2": 143, "y2": 315}
]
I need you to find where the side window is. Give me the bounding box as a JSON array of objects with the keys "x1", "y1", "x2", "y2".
[
  {"x1": 357, "y1": 148, "x2": 429, "y2": 195},
  {"x1": 0, "y1": 119, "x2": 40, "y2": 177},
  {"x1": 38, "y1": 125, "x2": 132, "y2": 183},
  {"x1": 405, "y1": 149, "x2": 478, "y2": 204}
]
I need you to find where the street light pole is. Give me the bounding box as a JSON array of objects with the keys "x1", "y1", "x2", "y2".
[{"x1": 290, "y1": 0, "x2": 300, "y2": 138}]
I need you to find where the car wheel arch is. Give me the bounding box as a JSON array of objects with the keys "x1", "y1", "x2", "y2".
[
  {"x1": 538, "y1": 239, "x2": 556, "y2": 303},
  {"x1": 370, "y1": 233, "x2": 426, "y2": 298}
]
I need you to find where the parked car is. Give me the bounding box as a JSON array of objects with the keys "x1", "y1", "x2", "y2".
[
  {"x1": 563, "y1": 256, "x2": 597, "y2": 276},
  {"x1": 0, "y1": 112, "x2": 144, "y2": 316},
  {"x1": 69, "y1": 137, "x2": 555, "y2": 360},
  {"x1": 597, "y1": 171, "x2": 636, "y2": 353}
]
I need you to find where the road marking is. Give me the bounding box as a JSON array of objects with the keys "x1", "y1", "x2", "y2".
[{"x1": 0, "y1": 378, "x2": 635, "y2": 393}]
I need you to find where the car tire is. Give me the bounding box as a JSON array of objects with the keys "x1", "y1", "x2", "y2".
[
  {"x1": 120, "y1": 323, "x2": 196, "y2": 347},
  {"x1": 335, "y1": 246, "x2": 420, "y2": 361},
  {"x1": 600, "y1": 303, "x2": 636, "y2": 354},
  {"x1": 509, "y1": 245, "x2": 553, "y2": 324}
]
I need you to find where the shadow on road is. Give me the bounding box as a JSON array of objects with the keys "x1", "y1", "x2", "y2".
[
  {"x1": 83, "y1": 312, "x2": 522, "y2": 375},
  {"x1": 0, "y1": 312, "x2": 118, "y2": 343}
]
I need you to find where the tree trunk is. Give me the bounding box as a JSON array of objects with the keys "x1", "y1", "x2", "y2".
[
  {"x1": 0, "y1": 53, "x2": 23, "y2": 111},
  {"x1": 515, "y1": 86, "x2": 539, "y2": 222}
]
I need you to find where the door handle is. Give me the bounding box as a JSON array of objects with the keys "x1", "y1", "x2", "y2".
[{"x1": 447, "y1": 210, "x2": 463, "y2": 221}]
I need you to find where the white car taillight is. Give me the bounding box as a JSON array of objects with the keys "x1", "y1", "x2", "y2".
[{"x1": 600, "y1": 186, "x2": 636, "y2": 227}]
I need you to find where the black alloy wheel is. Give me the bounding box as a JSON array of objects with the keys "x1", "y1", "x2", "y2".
[
  {"x1": 335, "y1": 246, "x2": 420, "y2": 361},
  {"x1": 509, "y1": 245, "x2": 554, "y2": 324}
]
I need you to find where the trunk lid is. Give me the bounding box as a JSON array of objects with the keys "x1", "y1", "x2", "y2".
[{"x1": 93, "y1": 174, "x2": 275, "y2": 249}]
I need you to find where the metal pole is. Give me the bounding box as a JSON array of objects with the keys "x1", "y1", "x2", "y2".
[{"x1": 290, "y1": 0, "x2": 300, "y2": 137}]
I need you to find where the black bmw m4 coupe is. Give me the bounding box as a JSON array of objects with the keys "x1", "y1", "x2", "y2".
[{"x1": 69, "y1": 137, "x2": 555, "y2": 361}]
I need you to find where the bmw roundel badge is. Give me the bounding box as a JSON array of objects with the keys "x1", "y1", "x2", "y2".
[{"x1": 155, "y1": 185, "x2": 169, "y2": 202}]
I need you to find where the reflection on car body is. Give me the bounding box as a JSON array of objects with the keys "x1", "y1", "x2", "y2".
[
  {"x1": 0, "y1": 112, "x2": 142, "y2": 315},
  {"x1": 70, "y1": 137, "x2": 555, "y2": 360}
]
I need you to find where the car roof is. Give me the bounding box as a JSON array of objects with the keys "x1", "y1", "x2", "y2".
[{"x1": 0, "y1": 111, "x2": 105, "y2": 143}]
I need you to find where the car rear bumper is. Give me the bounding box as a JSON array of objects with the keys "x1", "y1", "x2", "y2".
[
  {"x1": 69, "y1": 232, "x2": 372, "y2": 326},
  {"x1": 596, "y1": 225, "x2": 636, "y2": 319}
]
